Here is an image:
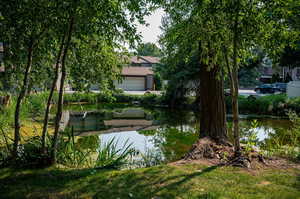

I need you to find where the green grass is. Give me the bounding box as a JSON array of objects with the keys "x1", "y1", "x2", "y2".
[{"x1": 0, "y1": 164, "x2": 299, "y2": 199}]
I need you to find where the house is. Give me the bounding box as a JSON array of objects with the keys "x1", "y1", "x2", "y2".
[
  {"x1": 114, "y1": 56, "x2": 160, "y2": 91},
  {"x1": 259, "y1": 66, "x2": 300, "y2": 83},
  {"x1": 258, "y1": 57, "x2": 300, "y2": 83}
]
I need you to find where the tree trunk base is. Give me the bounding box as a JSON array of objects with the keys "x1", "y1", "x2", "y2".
[
  {"x1": 184, "y1": 137, "x2": 234, "y2": 160},
  {"x1": 184, "y1": 137, "x2": 266, "y2": 169}
]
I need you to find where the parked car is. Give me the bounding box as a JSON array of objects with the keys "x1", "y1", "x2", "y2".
[
  {"x1": 254, "y1": 84, "x2": 275, "y2": 94},
  {"x1": 272, "y1": 82, "x2": 287, "y2": 93}
]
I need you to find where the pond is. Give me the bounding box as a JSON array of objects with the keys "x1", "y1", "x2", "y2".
[{"x1": 66, "y1": 104, "x2": 292, "y2": 163}]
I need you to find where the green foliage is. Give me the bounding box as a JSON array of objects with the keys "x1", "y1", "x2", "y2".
[
  {"x1": 241, "y1": 120, "x2": 259, "y2": 153},
  {"x1": 150, "y1": 127, "x2": 198, "y2": 162},
  {"x1": 95, "y1": 137, "x2": 136, "y2": 169},
  {"x1": 153, "y1": 71, "x2": 163, "y2": 90},
  {"x1": 136, "y1": 42, "x2": 162, "y2": 57},
  {"x1": 0, "y1": 102, "x2": 15, "y2": 164},
  {"x1": 237, "y1": 49, "x2": 264, "y2": 87},
  {"x1": 238, "y1": 67, "x2": 261, "y2": 88},
  {"x1": 225, "y1": 94, "x2": 300, "y2": 116},
  {"x1": 261, "y1": 112, "x2": 300, "y2": 160},
  {"x1": 57, "y1": 129, "x2": 97, "y2": 168},
  {"x1": 24, "y1": 93, "x2": 48, "y2": 118},
  {"x1": 1, "y1": 164, "x2": 299, "y2": 199},
  {"x1": 14, "y1": 136, "x2": 50, "y2": 167},
  {"x1": 64, "y1": 92, "x2": 99, "y2": 104},
  {"x1": 279, "y1": 44, "x2": 300, "y2": 68},
  {"x1": 0, "y1": 133, "x2": 53, "y2": 168},
  {"x1": 63, "y1": 92, "x2": 166, "y2": 107},
  {"x1": 135, "y1": 148, "x2": 164, "y2": 168}
]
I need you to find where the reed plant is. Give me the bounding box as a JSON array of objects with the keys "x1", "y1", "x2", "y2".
[{"x1": 94, "y1": 137, "x2": 136, "y2": 169}]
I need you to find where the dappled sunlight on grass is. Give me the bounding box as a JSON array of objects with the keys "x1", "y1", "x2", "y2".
[{"x1": 1, "y1": 164, "x2": 299, "y2": 199}]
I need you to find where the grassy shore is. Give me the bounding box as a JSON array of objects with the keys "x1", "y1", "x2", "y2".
[{"x1": 0, "y1": 163, "x2": 299, "y2": 199}]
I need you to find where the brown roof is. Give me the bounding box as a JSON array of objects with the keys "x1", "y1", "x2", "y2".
[
  {"x1": 121, "y1": 67, "x2": 153, "y2": 76},
  {"x1": 131, "y1": 56, "x2": 160, "y2": 64}
]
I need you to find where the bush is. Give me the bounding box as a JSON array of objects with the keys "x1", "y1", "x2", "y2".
[
  {"x1": 261, "y1": 111, "x2": 300, "y2": 160},
  {"x1": 25, "y1": 92, "x2": 48, "y2": 117},
  {"x1": 63, "y1": 91, "x2": 165, "y2": 107},
  {"x1": 226, "y1": 94, "x2": 299, "y2": 116},
  {"x1": 95, "y1": 137, "x2": 136, "y2": 169},
  {"x1": 64, "y1": 92, "x2": 98, "y2": 103}
]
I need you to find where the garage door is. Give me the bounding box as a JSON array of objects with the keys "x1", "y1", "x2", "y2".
[{"x1": 115, "y1": 77, "x2": 145, "y2": 91}]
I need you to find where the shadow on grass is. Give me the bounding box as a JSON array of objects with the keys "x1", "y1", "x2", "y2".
[
  {"x1": 296, "y1": 174, "x2": 300, "y2": 191},
  {"x1": 0, "y1": 165, "x2": 219, "y2": 199}
]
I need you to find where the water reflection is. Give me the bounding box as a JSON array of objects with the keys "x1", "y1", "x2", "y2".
[{"x1": 67, "y1": 105, "x2": 290, "y2": 162}]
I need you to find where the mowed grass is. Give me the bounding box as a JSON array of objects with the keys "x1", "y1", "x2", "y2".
[{"x1": 0, "y1": 164, "x2": 299, "y2": 199}]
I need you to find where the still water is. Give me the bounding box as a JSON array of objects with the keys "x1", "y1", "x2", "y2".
[{"x1": 67, "y1": 104, "x2": 291, "y2": 162}]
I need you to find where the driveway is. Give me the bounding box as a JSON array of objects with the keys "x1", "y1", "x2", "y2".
[{"x1": 124, "y1": 91, "x2": 162, "y2": 95}]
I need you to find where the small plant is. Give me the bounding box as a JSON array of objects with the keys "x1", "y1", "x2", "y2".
[
  {"x1": 94, "y1": 137, "x2": 136, "y2": 169},
  {"x1": 138, "y1": 148, "x2": 164, "y2": 168},
  {"x1": 260, "y1": 111, "x2": 300, "y2": 160},
  {"x1": 242, "y1": 119, "x2": 259, "y2": 154},
  {"x1": 57, "y1": 128, "x2": 96, "y2": 168}
]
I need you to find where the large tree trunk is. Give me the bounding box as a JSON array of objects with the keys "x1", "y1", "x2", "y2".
[
  {"x1": 41, "y1": 33, "x2": 66, "y2": 153},
  {"x1": 12, "y1": 39, "x2": 34, "y2": 160},
  {"x1": 184, "y1": 63, "x2": 231, "y2": 160},
  {"x1": 51, "y1": 16, "x2": 74, "y2": 164},
  {"x1": 199, "y1": 64, "x2": 228, "y2": 144}
]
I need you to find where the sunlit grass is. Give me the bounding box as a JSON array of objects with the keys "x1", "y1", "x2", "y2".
[{"x1": 0, "y1": 164, "x2": 299, "y2": 199}]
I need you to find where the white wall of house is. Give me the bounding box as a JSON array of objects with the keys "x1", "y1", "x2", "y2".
[
  {"x1": 287, "y1": 81, "x2": 300, "y2": 98},
  {"x1": 114, "y1": 76, "x2": 146, "y2": 91}
]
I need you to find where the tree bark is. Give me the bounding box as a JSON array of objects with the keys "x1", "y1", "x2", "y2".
[
  {"x1": 199, "y1": 63, "x2": 228, "y2": 144},
  {"x1": 232, "y1": 1, "x2": 241, "y2": 154},
  {"x1": 41, "y1": 32, "x2": 66, "y2": 153},
  {"x1": 51, "y1": 16, "x2": 74, "y2": 164},
  {"x1": 12, "y1": 39, "x2": 34, "y2": 160}
]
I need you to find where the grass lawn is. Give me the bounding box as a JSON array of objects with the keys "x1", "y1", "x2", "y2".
[{"x1": 0, "y1": 163, "x2": 299, "y2": 199}]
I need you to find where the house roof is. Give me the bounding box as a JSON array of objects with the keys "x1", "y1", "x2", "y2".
[
  {"x1": 130, "y1": 56, "x2": 160, "y2": 64},
  {"x1": 122, "y1": 67, "x2": 154, "y2": 76},
  {"x1": 0, "y1": 66, "x2": 4, "y2": 72}
]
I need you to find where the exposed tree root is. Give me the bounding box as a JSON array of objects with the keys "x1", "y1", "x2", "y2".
[{"x1": 184, "y1": 137, "x2": 267, "y2": 169}]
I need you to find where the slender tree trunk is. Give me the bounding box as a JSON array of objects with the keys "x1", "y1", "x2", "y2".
[
  {"x1": 199, "y1": 63, "x2": 228, "y2": 143},
  {"x1": 41, "y1": 33, "x2": 66, "y2": 153},
  {"x1": 232, "y1": 1, "x2": 241, "y2": 154},
  {"x1": 26, "y1": 81, "x2": 33, "y2": 96},
  {"x1": 12, "y1": 39, "x2": 34, "y2": 160},
  {"x1": 51, "y1": 16, "x2": 74, "y2": 164}
]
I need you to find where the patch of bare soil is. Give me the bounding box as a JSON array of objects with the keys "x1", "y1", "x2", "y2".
[{"x1": 172, "y1": 137, "x2": 300, "y2": 170}]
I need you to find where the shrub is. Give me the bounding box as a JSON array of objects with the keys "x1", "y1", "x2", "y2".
[
  {"x1": 94, "y1": 137, "x2": 136, "y2": 169},
  {"x1": 25, "y1": 92, "x2": 48, "y2": 117},
  {"x1": 261, "y1": 111, "x2": 300, "y2": 160},
  {"x1": 226, "y1": 94, "x2": 297, "y2": 116}
]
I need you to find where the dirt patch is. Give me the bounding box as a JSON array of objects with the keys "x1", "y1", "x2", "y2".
[
  {"x1": 257, "y1": 181, "x2": 271, "y2": 186},
  {"x1": 172, "y1": 137, "x2": 300, "y2": 171}
]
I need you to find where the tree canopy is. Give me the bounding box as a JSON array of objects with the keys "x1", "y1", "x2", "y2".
[{"x1": 136, "y1": 42, "x2": 162, "y2": 57}]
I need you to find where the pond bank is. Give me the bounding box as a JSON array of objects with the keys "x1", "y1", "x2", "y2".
[
  {"x1": 62, "y1": 92, "x2": 300, "y2": 116},
  {"x1": 1, "y1": 163, "x2": 299, "y2": 199}
]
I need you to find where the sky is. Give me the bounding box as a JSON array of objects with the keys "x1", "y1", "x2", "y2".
[{"x1": 136, "y1": 9, "x2": 164, "y2": 45}]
